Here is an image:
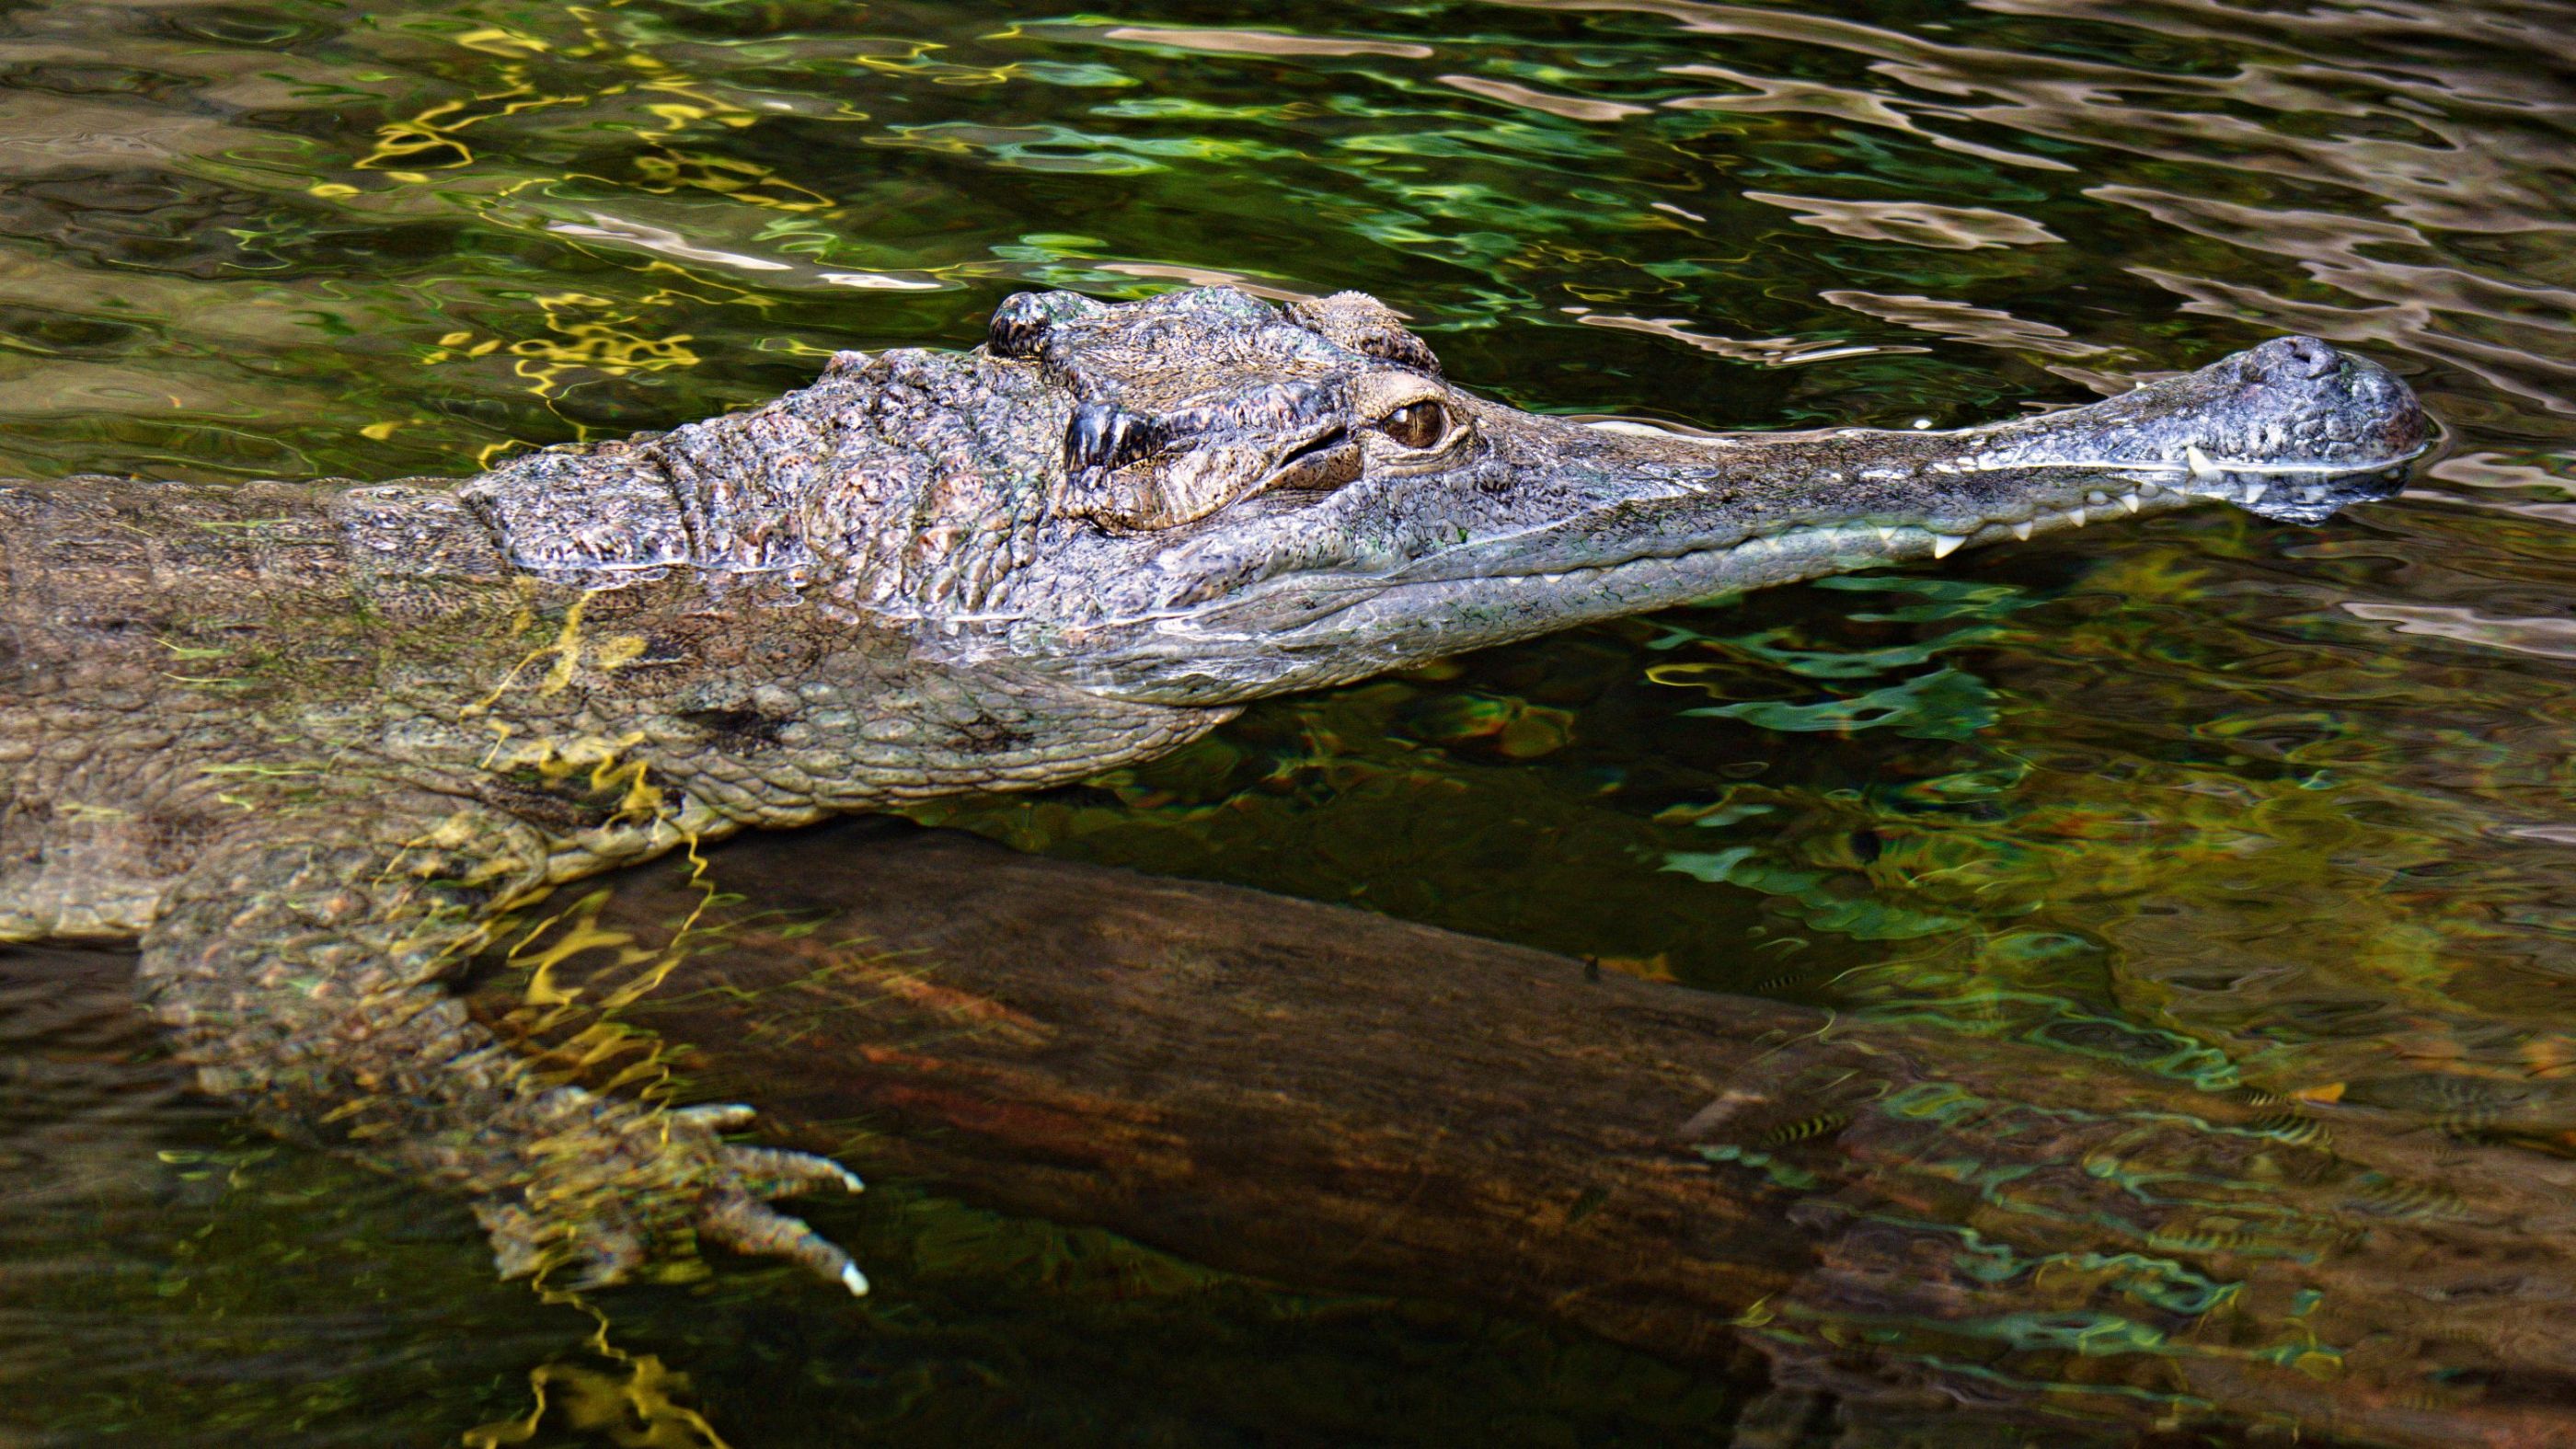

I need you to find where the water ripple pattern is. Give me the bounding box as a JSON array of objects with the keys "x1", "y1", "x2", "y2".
[{"x1": 0, "y1": 0, "x2": 2572, "y2": 1444}]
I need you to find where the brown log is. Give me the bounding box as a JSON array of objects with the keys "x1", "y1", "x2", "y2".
[{"x1": 446, "y1": 818, "x2": 2576, "y2": 1449}]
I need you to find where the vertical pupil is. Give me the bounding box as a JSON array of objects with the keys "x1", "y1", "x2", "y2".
[{"x1": 1383, "y1": 401, "x2": 1444, "y2": 448}]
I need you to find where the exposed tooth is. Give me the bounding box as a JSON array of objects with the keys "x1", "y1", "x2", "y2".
[
  {"x1": 2063, "y1": 508, "x2": 2087, "y2": 529},
  {"x1": 2242, "y1": 481, "x2": 2268, "y2": 505},
  {"x1": 2087, "y1": 491, "x2": 2111, "y2": 508},
  {"x1": 2186, "y1": 444, "x2": 2221, "y2": 479},
  {"x1": 1930, "y1": 534, "x2": 1965, "y2": 558},
  {"x1": 2138, "y1": 479, "x2": 2163, "y2": 497},
  {"x1": 2117, "y1": 493, "x2": 2141, "y2": 514},
  {"x1": 1877, "y1": 527, "x2": 1899, "y2": 547},
  {"x1": 2010, "y1": 519, "x2": 2033, "y2": 542}
]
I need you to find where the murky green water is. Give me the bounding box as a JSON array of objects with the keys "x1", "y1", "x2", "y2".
[{"x1": 2, "y1": 0, "x2": 2572, "y2": 1443}]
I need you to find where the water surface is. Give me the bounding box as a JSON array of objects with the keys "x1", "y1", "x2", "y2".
[{"x1": 2, "y1": 0, "x2": 2572, "y2": 1443}]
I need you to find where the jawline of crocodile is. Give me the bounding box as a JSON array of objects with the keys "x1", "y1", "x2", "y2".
[{"x1": 721, "y1": 288, "x2": 2431, "y2": 705}]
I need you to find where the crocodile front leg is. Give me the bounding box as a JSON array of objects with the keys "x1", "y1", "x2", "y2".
[{"x1": 134, "y1": 788, "x2": 868, "y2": 1293}]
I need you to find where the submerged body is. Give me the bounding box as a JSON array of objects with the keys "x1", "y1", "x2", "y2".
[
  {"x1": 0, "y1": 286, "x2": 2425, "y2": 1288},
  {"x1": 0, "y1": 475, "x2": 1207, "y2": 1290}
]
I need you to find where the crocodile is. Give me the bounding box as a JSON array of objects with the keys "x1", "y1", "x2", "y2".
[{"x1": 0, "y1": 286, "x2": 2426, "y2": 1294}]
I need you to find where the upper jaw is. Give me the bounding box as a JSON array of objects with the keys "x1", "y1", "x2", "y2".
[{"x1": 1380, "y1": 337, "x2": 2430, "y2": 585}]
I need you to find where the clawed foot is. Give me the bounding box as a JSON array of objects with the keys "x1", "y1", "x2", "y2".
[
  {"x1": 471, "y1": 1096, "x2": 869, "y2": 1295},
  {"x1": 674, "y1": 1102, "x2": 871, "y2": 1296}
]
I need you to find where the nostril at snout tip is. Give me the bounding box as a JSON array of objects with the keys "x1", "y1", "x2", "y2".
[
  {"x1": 2257, "y1": 335, "x2": 2341, "y2": 383},
  {"x1": 2286, "y1": 336, "x2": 2340, "y2": 379}
]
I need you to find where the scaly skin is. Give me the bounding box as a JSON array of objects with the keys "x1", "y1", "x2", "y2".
[
  {"x1": 0, "y1": 476, "x2": 1213, "y2": 1289},
  {"x1": 0, "y1": 286, "x2": 2425, "y2": 1291}
]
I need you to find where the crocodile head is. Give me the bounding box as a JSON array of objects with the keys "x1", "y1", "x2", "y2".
[{"x1": 831, "y1": 286, "x2": 2425, "y2": 705}]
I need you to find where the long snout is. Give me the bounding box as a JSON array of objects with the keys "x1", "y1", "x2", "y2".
[
  {"x1": 1041, "y1": 333, "x2": 2430, "y2": 706},
  {"x1": 1454, "y1": 336, "x2": 2428, "y2": 561}
]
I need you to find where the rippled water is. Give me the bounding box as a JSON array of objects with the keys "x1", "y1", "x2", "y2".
[{"x1": 2, "y1": 0, "x2": 2572, "y2": 1444}]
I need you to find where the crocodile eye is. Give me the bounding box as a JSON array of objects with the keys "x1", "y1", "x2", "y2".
[
  {"x1": 1374, "y1": 399, "x2": 1449, "y2": 450},
  {"x1": 988, "y1": 289, "x2": 1092, "y2": 360}
]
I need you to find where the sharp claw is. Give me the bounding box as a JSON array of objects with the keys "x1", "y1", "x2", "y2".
[
  {"x1": 698, "y1": 1193, "x2": 867, "y2": 1294},
  {"x1": 470, "y1": 1098, "x2": 866, "y2": 1298},
  {"x1": 722, "y1": 1144, "x2": 866, "y2": 1199},
  {"x1": 672, "y1": 1102, "x2": 760, "y2": 1132}
]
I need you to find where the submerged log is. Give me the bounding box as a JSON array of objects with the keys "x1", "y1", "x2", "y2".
[{"x1": 456, "y1": 818, "x2": 2576, "y2": 1449}]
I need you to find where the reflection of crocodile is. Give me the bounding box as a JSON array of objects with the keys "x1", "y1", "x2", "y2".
[{"x1": 0, "y1": 286, "x2": 2424, "y2": 1293}]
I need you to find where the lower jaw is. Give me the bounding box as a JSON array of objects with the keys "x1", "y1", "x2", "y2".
[{"x1": 1085, "y1": 461, "x2": 2403, "y2": 702}]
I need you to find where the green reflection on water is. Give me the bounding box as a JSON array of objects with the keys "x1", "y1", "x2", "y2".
[{"x1": 1, "y1": 0, "x2": 2572, "y2": 1443}]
